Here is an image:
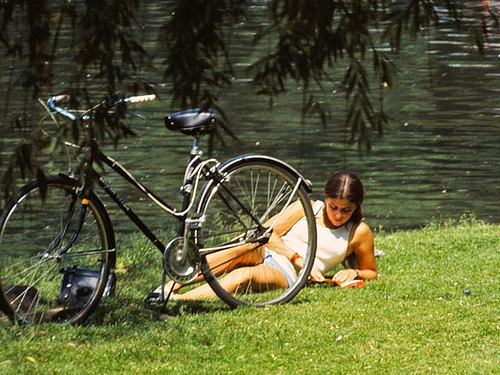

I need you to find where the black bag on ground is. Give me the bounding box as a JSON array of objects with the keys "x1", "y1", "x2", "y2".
[{"x1": 58, "y1": 266, "x2": 116, "y2": 307}]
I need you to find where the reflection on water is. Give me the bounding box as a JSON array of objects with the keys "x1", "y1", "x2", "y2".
[{"x1": 0, "y1": 3, "x2": 499, "y2": 233}]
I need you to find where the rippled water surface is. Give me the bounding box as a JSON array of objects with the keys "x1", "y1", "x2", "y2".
[{"x1": 1, "y1": 3, "x2": 499, "y2": 233}]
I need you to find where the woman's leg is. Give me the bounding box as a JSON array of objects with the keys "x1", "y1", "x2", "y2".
[
  {"x1": 176, "y1": 264, "x2": 288, "y2": 300},
  {"x1": 205, "y1": 242, "x2": 265, "y2": 275},
  {"x1": 158, "y1": 242, "x2": 265, "y2": 294}
]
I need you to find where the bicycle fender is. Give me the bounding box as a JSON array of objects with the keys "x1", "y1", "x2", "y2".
[{"x1": 217, "y1": 154, "x2": 313, "y2": 193}]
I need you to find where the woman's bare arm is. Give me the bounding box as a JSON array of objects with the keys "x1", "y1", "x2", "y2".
[
  {"x1": 263, "y1": 199, "x2": 306, "y2": 259},
  {"x1": 333, "y1": 222, "x2": 378, "y2": 282},
  {"x1": 263, "y1": 199, "x2": 308, "y2": 236},
  {"x1": 264, "y1": 200, "x2": 324, "y2": 281}
]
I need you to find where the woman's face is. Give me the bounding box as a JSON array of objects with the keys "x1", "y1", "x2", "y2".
[{"x1": 324, "y1": 198, "x2": 357, "y2": 227}]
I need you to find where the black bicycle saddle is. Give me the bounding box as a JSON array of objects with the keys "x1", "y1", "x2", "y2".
[{"x1": 164, "y1": 108, "x2": 216, "y2": 136}]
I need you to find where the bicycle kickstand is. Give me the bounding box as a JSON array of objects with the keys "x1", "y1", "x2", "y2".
[{"x1": 144, "y1": 271, "x2": 175, "y2": 310}]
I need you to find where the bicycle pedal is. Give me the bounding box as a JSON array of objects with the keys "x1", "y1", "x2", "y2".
[{"x1": 144, "y1": 292, "x2": 164, "y2": 310}]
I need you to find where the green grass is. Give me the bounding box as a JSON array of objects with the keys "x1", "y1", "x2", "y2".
[{"x1": 1, "y1": 218, "x2": 499, "y2": 374}]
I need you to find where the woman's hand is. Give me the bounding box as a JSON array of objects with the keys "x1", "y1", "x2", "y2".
[
  {"x1": 309, "y1": 268, "x2": 325, "y2": 282},
  {"x1": 332, "y1": 269, "x2": 359, "y2": 283},
  {"x1": 292, "y1": 255, "x2": 324, "y2": 282}
]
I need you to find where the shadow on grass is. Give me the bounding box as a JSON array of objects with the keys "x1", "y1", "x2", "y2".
[
  {"x1": 88, "y1": 287, "x2": 316, "y2": 326},
  {"x1": 87, "y1": 295, "x2": 233, "y2": 326}
]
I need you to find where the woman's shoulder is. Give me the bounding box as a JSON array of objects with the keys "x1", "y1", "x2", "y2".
[
  {"x1": 350, "y1": 221, "x2": 373, "y2": 242},
  {"x1": 355, "y1": 221, "x2": 371, "y2": 232}
]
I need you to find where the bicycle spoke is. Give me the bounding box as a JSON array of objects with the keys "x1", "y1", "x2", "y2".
[
  {"x1": 61, "y1": 248, "x2": 115, "y2": 259},
  {"x1": 262, "y1": 178, "x2": 302, "y2": 231},
  {"x1": 215, "y1": 189, "x2": 250, "y2": 230},
  {"x1": 3, "y1": 255, "x2": 53, "y2": 285},
  {"x1": 259, "y1": 181, "x2": 290, "y2": 224},
  {"x1": 12, "y1": 261, "x2": 59, "y2": 312}
]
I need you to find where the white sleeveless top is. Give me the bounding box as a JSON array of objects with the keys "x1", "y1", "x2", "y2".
[{"x1": 281, "y1": 200, "x2": 353, "y2": 274}]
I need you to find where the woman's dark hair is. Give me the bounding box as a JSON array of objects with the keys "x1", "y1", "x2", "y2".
[{"x1": 323, "y1": 171, "x2": 364, "y2": 224}]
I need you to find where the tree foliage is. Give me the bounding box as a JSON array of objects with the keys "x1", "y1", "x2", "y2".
[{"x1": 0, "y1": 0, "x2": 497, "y2": 200}]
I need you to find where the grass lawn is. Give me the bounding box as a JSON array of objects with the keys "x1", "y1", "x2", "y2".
[{"x1": 1, "y1": 218, "x2": 498, "y2": 374}]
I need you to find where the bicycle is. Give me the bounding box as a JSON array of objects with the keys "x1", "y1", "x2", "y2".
[{"x1": 0, "y1": 94, "x2": 317, "y2": 325}]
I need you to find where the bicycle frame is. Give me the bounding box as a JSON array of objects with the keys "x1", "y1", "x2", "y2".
[
  {"x1": 86, "y1": 139, "x2": 280, "y2": 257},
  {"x1": 84, "y1": 137, "x2": 206, "y2": 255}
]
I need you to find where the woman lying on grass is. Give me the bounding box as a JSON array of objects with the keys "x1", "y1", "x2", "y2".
[{"x1": 158, "y1": 171, "x2": 378, "y2": 300}]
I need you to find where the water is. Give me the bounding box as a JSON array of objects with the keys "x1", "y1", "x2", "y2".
[{"x1": 0, "y1": 2, "x2": 499, "y2": 234}]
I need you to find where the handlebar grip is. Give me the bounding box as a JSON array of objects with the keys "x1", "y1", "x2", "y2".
[
  {"x1": 52, "y1": 94, "x2": 70, "y2": 104},
  {"x1": 127, "y1": 94, "x2": 156, "y2": 103}
]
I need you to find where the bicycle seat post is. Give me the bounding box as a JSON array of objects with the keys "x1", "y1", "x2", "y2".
[{"x1": 190, "y1": 136, "x2": 201, "y2": 160}]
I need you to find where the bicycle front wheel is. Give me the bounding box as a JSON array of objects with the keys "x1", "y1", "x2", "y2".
[
  {"x1": 0, "y1": 176, "x2": 115, "y2": 324},
  {"x1": 195, "y1": 157, "x2": 316, "y2": 307}
]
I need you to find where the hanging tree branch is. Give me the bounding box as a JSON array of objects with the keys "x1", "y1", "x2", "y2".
[
  {"x1": 0, "y1": 0, "x2": 149, "y2": 200},
  {"x1": 0, "y1": 0, "x2": 496, "y2": 200}
]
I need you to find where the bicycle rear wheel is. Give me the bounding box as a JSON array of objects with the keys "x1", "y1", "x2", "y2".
[
  {"x1": 0, "y1": 176, "x2": 115, "y2": 324},
  {"x1": 195, "y1": 157, "x2": 316, "y2": 307}
]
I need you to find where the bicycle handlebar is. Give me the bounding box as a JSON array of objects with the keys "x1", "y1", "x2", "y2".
[
  {"x1": 124, "y1": 94, "x2": 156, "y2": 104},
  {"x1": 46, "y1": 94, "x2": 157, "y2": 121}
]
